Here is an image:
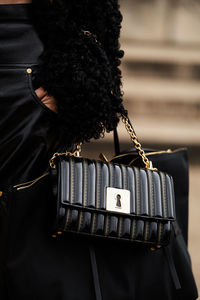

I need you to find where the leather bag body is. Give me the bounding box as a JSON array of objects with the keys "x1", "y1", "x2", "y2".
[
  {"x1": 6, "y1": 166, "x2": 198, "y2": 300},
  {"x1": 111, "y1": 147, "x2": 189, "y2": 245},
  {"x1": 50, "y1": 155, "x2": 175, "y2": 247}
]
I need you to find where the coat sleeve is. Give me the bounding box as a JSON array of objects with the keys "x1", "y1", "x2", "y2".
[{"x1": 32, "y1": 0, "x2": 127, "y2": 148}]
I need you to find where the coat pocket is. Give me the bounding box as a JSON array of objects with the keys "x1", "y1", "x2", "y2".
[{"x1": 26, "y1": 66, "x2": 58, "y2": 118}]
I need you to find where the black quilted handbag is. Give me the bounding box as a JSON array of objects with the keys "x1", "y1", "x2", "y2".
[{"x1": 49, "y1": 115, "x2": 176, "y2": 248}]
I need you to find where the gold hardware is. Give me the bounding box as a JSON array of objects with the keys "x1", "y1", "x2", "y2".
[
  {"x1": 49, "y1": 143, "x2": 82, "y2": 169},
  {"x1": 150, "y1": 245, "x2": 162, "y2": 251},
  {"x1": 106, "y1": 187, "x2": 130, "y2": 214},
  {"x1": 13, "y1": 172, "x2": 49, "y2": 191},
  {"x1": 0, "y1": 191, "x2": 3, "y2": 197},
  {"x1": 99, "y1": 153, "x2": 109, "y2": 163},
  {"x1": 57, "y1": 231, "x2": 62, "y2": 235},
  {"x1": 109, "y1": 148, "x2": 174, "y2": 165},
  {"x1": 52, "y1": 234, "x2": 57, "y2": 238},
  {"x1": 26, "y1": 68, "x2": 32, "y2": 74},
  {"x1": 73, "y1": 143, "x2": 82, "y2": 157},
  {"x1": 127, "y1": 149, "x2": 173, "y2": 167},
  {"x1": 49, "y1": 115, "x2": 158, "y2": 171},
  {"x1": 121, "y1": 115, "x2": 157, "y2": 171},
  {"x1": 146, "y1": 149, "x2": 173, "y2": 156},
  {"x1": 150, "y1": 247, "x2": 156, "y2": 251}
]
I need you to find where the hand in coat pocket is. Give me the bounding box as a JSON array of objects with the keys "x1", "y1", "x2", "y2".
[{"x1": 34, "y1": 87, "x2": 58, "y2": 113}]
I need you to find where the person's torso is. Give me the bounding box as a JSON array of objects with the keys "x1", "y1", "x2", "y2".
[{"x1": 0, "y1": 3, "x2": 59, "y2": 189}]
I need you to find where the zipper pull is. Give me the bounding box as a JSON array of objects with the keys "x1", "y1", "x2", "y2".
[{"x1": 99, "y1": 153, "x2": 109, "y2": 163}]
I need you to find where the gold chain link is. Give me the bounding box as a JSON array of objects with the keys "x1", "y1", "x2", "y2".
[
  {"x1": 121, "y1": 115, "x2": 157, "y2": 171},
  {"x1": 49, "y1": 117, "x2": 157, "y2": 171},
  {"x1": 73, "y1": 142, "x2": 82, "y2": 157},
  {"x1": 49, "y1": 143, "x2": 82, "y2": 169}
]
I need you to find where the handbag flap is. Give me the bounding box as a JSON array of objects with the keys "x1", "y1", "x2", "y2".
[{"x1": 55, "y1": 156, "x2": 176, "y2": 222}]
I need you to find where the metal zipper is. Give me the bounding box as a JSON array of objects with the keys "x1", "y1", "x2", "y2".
[
  {"x1": 91, "y1": 213, "x2": 97, "y2": 235},
  {"x1": 108, "y1": 163, "x2": 114, "y2": 188},
  {"x1": 147, "y1": 170, "x2": 154, "y2": 217},
  {"x1": 77, "y1": 211, "x2": 83, "y2": 232},
  {"x1": 127, "y1": 149, "x2": 174, "y2": 167},
  {"x1": 70, "y1": 158, "x2": 75, "y2": 204},
  {"x1": 78, "y1": 159, "x2": 87, "y2": 233},
  {"x1": 109, "y1": 148, "x2": 172, "y2": 162},
  {"x1": 110, "y1": 147, "x2": 185, "y2": 165},
  {"x1": 131, "y1": 219, "x2": 136, "y2": 240},
  {"x1": 121, "y1": 165, "x2": 127, "y2": 190},
  {"x1": 69, "y1": 158, "x2": 77, "y2": 231},
  {"x1": 64, "y1": 158, "x2": 74, "y2": 232},
  {"x1": 134, "y1": 167, "x2": 140, "y2": 215},
  {"x1": 158, "y1": 223, "x2": 163, "y2": 244},
  {"x1": 144, "y1": 221, "x2": 149, "y2": 241},
  {"x1": 13, "y1": 172, "x2": 49, "y2": 191},
  {"x1": 83, "y1": 159, "x2": 88, "y2": 206},
  {"x1": 118, "y1": 217, "x2": 123, "y2": 238},
  {"x1": 104, "y1": 214, "x2": 110, "y2": 237},
  {"x1": 64, "y1": 209, "x2": 70, "y2": 231},
  {"x1": 118, "y1": 165, "x2": 127, "y2": 238},
  {"x1": 105, "y1": 163, "x2": 114, "y2": 237},
  {"x1": 160, "y1": 172, "x2": 167, "y2": 218},
  {"x1": 91, "y1": 161, "x2": 101, "y2": 235}
]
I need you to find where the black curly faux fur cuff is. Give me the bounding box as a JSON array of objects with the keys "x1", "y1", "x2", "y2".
[{"x1": 31, "y1": 0, "x2": 127, "y2": 148}]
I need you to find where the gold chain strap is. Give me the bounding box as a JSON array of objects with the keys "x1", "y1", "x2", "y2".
[
  {"x1": 49, "y1": 143, "x2": 82, "y2": 169},
  {"x1": 80, "y1": 30, "x2": 156, "y2": 170},
  {"x1": 49, "y1": 116, "x2": 157, "y2": 171},
  {"x1": 121, "y1": 116, "x2": 157, "y2": 171}
]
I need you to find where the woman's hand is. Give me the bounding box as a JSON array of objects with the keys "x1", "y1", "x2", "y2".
[{"x1": 34, "y1": 87, "x2": 58, "y2": 113}]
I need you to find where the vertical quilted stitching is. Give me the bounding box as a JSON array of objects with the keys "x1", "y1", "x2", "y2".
[
  {"x1": 147, "y1": 170, "x2": 154, "y2": 217},
  {"x1": 76, "y1": 159, "x2": 83, "y2": 232},
  {"x1": 104, "y1": 214, "x2": 110, "y2": 237},
  {"x1": 158, "y1": 223, "x2": 163, "y2": 244},
  {"x1": 118, "y1": 165, "x2": 127, "y2": 238},
  {"x1": 105, "y1": 163, "x2": 113, "y2": 237},
  {"x1": 64, "y1": 208, "x2": 70, "y2": 231},
  {"x1": 131, "y1": 219, "x2": 136, "y2": 240},
  {"x1": 144, "y1": 221, "x2": 149, "y2": 241},
  {"x1": 135, "y1": 167, "x2": 140, "y2": 215},
  {"x1": 160, "y1": 172, "x2": 167, "y2": 218},
  {"x1": 91, "y1": 161, "x2": 101, "y2": 235},
  {"x1": 83, "y1": 159, "x2": 88, "y2": 207}
]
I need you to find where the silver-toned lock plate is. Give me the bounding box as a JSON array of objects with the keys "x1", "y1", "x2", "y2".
[{"x1": 106, "y1": 187, "x2": 130, "y2": 214}]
